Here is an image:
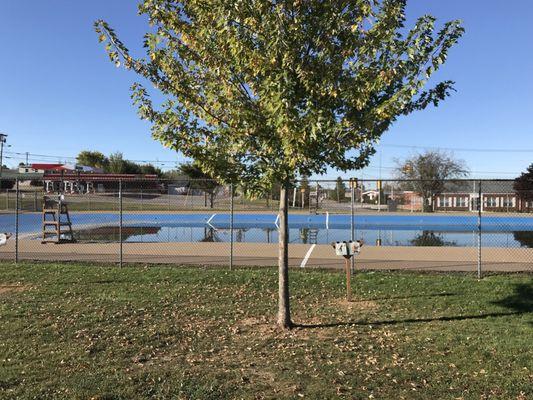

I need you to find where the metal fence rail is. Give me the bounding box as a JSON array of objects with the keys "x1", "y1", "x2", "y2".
[{"x1": 1, "y1": 178, "x2": 532, "y2": 276}]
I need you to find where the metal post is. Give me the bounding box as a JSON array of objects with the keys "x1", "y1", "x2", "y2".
[
  {"x1": 345, "y1": 257, "x2": 351, "y2": 302},
  {"x1": 477, "y1": 181, "x2": 482, "y2": 279},
  {"x1": 0, "y1": 133, "x2": 7, "y2": 179},
  {"x1": 119, "y1": 180, "x2": 123, "y2": 268},
  {"x1": 315, "y1": 181, "x2": 319, "y2": 214},
  {"x1": 15, "y1": 179, "x2": 19, "y2": 263},
  {"x1": 229, "y1": 183, "x2": 234, "y2": 270}
]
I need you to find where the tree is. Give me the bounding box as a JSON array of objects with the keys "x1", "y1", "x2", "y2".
[
  {"x1": 77, "y1": 151, "x2": 109, "y2": 170},
  {"x1": 179, "y1": 162, "x2": 220, "y2": 208},
  {"x1": 295, "y1": 175, "x2": 310, "y2": 208},
  {"x1": 106, "y1": 152, "x2": 143, "y2": 174},
  {"x1": 395, "y1": 151, "x2": 468, "y2": 212},
  {"x1": 514, "y1": 164, "x2": 533, "y2": 212},
  {"x1": 107, "y1": 152, "x2": 127, "y2": 174},
  {"x1": 331, "y1": 177, "x2": 347, "y2": 203},
  {"x1": 139, "y1": 163, "x2": 163, "y2": 176},
  {"x1": 96, "y1": 1, "x2": 463, "y2": 328}
]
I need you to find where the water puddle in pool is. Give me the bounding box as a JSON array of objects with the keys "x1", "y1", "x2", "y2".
[{"x1": 66, "y1": 225, "x2": 533, "y2": 248}]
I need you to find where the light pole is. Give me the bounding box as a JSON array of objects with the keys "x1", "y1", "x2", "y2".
[{"x1": 0, "y1": 133, "x2": 8, "y2": 179}]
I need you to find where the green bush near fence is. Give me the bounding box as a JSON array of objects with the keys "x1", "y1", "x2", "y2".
[{"x1": 0, "y1": 262, "x2": 531, "y2": 399}]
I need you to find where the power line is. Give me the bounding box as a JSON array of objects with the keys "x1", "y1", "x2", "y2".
[
  {"x1": 359, "y1": 164, "x2": 519, "y2": 175},
  {"x1": 4, "y1": 150, "x2": 188, "y2": 166},
  {"x1": 3, "y1": 148, "x2": 525, "y2": 176},
  {"x1": 379, "y1": 143, "x2": 533, "y2": 153}
]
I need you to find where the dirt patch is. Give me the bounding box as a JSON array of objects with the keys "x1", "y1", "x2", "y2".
[{"x1": 0, "y1": 285, "x2": 28, "y2": 295}]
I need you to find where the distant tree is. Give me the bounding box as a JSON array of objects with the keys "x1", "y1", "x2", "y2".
[
  {"x1": 77, "y1": 151, "x2": 109, "y2": 170},
  {"x1": 107, "y1": 152, "x2": 126, "y2": 174},
  {"x1": 514, "y1": 164, "x2": 533, "y2": 212},
  {"x1": 123, "y1": 160, "x2": 142, "y2": 174},
  {"x1": 297, "y1": 176, "x2": 310, "y2": 208},
  {"x1": 106, "y1": 152, "x2": 142, "y2": 174},
  {"x1": 179, "y1": 163, "x2": 220, "y2": 208},
  {"x1": 161, "y1": 169, "x2": 180, "y2": 178},
  {"x1": 96, "y1": 1, "x2": 464, "y2": 328},
  {"x1": 395, "y1": 151, "x2": 468, "y2": 212},
  {"x1": 331, "y1": 177, "x2": 347, "y2": 203},
  {"x1": 139, "y1": 163, "x2": 162, "y2": 176}
]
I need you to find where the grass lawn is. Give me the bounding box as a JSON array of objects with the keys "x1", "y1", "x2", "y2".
[{"x1": 0, "y1": 262, "x2": 531, "y2": 399}]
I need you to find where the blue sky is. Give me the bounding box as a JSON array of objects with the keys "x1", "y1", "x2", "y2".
[{"x1": 1, "y1": 0, "x2": 532, "y2": 178}]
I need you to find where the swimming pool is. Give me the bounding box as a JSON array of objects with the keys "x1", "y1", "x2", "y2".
[{"x1": 3, "y1": 212, "x2": 533, "y2": 248}]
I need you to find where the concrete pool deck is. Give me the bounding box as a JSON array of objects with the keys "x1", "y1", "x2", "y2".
[{"x1": 1, "y1": 240, "x2": 531, "y2": 272}]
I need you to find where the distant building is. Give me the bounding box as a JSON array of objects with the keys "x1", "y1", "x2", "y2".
[
  {"x1": 19, "y1": 163, "x2": 70, "y2": 174},
  {"x1": 398, "y1": 191, "x2": 424, "y2": 212},
  {"x1": 434, "y1": 181, "x2": 531, "y2": 212},
  {"x1": 18, "y1": 163, "x2": 103, "y2": 174},
  {"x1": 43, "y1": 173, "x2": 160, "y2": 194},
  {"x1": 17, "y1": 163, "x2": 158, "y2": 194}
]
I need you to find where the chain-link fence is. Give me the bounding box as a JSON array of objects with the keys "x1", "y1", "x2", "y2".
[{"x1": 1, "y1": 177, "x2": 532, "y2": 276}]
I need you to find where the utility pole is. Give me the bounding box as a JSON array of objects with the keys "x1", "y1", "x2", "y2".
[
  {"x1": 0, "y1": 133, "x2": 8, "y2": 178},
  {"x1": 25, "y1": 152, "x2": 29, "y2": 166}
]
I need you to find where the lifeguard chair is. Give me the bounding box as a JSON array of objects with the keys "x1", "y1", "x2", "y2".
[{"x1": 42, "y1": 195, "x2": 75, "y2": 244}]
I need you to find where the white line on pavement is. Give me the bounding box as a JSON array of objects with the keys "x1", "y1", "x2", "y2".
[{"x1": 299, "y1": 244, "x2": 316, "y2": 268}]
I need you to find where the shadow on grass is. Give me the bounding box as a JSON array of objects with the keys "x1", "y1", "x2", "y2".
[
  {"x1": 492, "y1": 282, "x2": 533, "y2": 324},
  {"x1": 365, "y1": 292, "x2": 457, "y2": 302},
  {"x1": 297, "y1": 282, "x2": 533, "y2": 329},
  {"x1": 295, "y1": 311, "x2": 525, "y2": 329}
]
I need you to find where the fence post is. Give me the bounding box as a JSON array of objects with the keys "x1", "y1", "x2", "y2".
[
  {"x1": 119, "y1": 180, "x2": 123, "y2": 268},
  {"x1": 315, "y1": 181, "x2": 319, "y2": 214},
  {"x1": 230, "y1": 183, "x2": 234, "y2": 270},
  {"x1": 168, "y1": 182, "x2": 171, "y2": 212},
  {"x1": 477, "y1": 180, "x2": 482, "y2": 279},
  {"x1": 15, "y1": 179, "x2": 19, "y2": 264}
]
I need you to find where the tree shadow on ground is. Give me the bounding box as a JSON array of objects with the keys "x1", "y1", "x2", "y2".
[
  {"x1": 364, "y1": 292, "x2": 457, "y2": 302},
  {"x1": 294, "y1": 311, "x2": 524, "y2": 329},
  {"x1": 491, "y1": 282, "x2": 533, "y2": 323},
  {"x1": 296, "y1": 282, "x2": 533, "y2": 329}
]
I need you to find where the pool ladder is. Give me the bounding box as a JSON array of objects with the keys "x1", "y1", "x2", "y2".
[{"x1": 41, "y1": 195, "x2": 76, "y2": 244}]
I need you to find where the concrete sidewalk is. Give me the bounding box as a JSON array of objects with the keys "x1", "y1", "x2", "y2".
[{"x1": 1, "y1": 240, "x2": 532, "y2": 272}]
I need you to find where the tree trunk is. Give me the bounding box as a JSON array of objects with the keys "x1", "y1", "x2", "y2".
[
  {"x1": 277, "y1": 182, "x2": 292, "y2": 329},
  {"x1": 210, "y1": 191, "x2": 214, "y2": 209}
]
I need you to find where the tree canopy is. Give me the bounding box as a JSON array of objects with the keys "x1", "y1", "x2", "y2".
[
  {"x1": 514, "y1": 163, "x2": 533, "y2": 202},
  {"x1": 95, "y1": 0, "x2": 464, "y2": 191},
  {"x1": 331, "y1": 176, "x2": 347, "y2": 202},
  {"x1": 395, "y1": 150, "x2": 468, "y2": 210},
  {"x1": 77, "y1": 151, "x2": 109, "y2": 170},
  {"x1": 78, "y1": 150, "x2": 162, "y2": 176},
  {"x1": 179, "y1": 162, "x2": 219, "y2": 192}
]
